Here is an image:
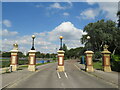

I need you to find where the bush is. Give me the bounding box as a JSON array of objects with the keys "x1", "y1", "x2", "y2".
[
  {"x1": 93, "y1": 52, "x2": 102, "y2": 61},
  {"x1": 111, "y1": 55, "x2": 120, "y2": 72}
]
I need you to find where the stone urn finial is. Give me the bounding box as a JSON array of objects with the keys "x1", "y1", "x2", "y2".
[
  {"x1": 13, "y1": 43, "x2": 18, "y2": 50},
  {"x1": 103, "y1": 44, "x2": 109, "y2": 51}
]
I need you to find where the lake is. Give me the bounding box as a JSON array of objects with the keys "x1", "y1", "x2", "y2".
[{"x1": 0, "y1": 57, "x2": 52, "y2": 64}]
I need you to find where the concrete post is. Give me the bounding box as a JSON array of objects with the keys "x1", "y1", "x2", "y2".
[
  {"x1": 101, "y1": 45, "x2": 111, "y2": 72},
  {"x1": 85, "y1": 51, "x2": 94, "y2": 72},
  {"x1": 10, "y1": 43, "x2": 19, "y2": 71},
  {"x1": 28, "y1": 50, "x2": 36, "y2": 71},
  {"x1": 57, "y1": 50, "x2": 65, "y2": 72}
]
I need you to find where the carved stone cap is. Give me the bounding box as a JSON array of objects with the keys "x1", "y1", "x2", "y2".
[
  {"x1": 11, "y1": 50, "x2": 19, "y2": 52},
  {"x1": 85, "y1": 51, "x2": 94, "y2": 54},
  {"x1": 101, "y1": 50, "x2": 111, "y2": 54},
  {"x1": 57, "y1": 50, "x2": 65, "y2": 54},
  {"x1": 28, "y1": 50, "x2": 36, "y2": 53},
  {"x1": 102, "y1": 44, "x2": 111, "y2": 54}
]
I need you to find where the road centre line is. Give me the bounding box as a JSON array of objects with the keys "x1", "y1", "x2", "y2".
[
  {"x1": 57, "y1": 71, "x2": 61, "y2": 79},
  {"x1": 64, "y1": 72, "x2": 68, "y2": 79}
]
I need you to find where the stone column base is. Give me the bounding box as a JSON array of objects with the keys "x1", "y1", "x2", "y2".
[
  {"x1": 103, "y1": 66, "x2": 111, "y2": 72},
  {"x1": 86, "y1": 66, "x2": 94, "y2": 72},
  {"x1": 28, "y1": 65, "x2": 36, "y2": 71},
  {"x1": 57, "y1": 66, "x2": 64, "y2": 72},
  {"x1": 10, "y1": 65, "x2": 17, "y2": 71}
]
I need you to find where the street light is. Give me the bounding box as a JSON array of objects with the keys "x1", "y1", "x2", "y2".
[
  {"x1": 87, "y1": 36, "x2": 91, "y2": 50},
  {"x1": 31, "y1": 35, "x2": 36, "y2": 50},
  {"x1": 59, "y1": 36, "x2": 63, "y2": 50},
  {"x1": 87, "y1": 36, "x2": 90, "y2": 40}
]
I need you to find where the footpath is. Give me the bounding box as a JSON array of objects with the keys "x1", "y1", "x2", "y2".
[{"x1": 75, "y1": 62, "x2": 119, "y2": 88}]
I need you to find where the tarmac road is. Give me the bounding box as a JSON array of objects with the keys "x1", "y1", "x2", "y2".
[{"x1": 6, "y1": 60, "x2": 117, "y2": 88}]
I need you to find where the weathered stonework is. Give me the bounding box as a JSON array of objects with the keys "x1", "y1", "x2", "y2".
[
  {"x1": 85, "y1": 51, "x2": 94, "y2": 72},
  {"x1": 28, "y1": 50, "x2": 36, "y2": 71},
  {"x1": 57, "y1": 50, "x2": 65, "y2": 72},
  {"x1": 101, "y1": 50, "x2": 111, "y2": 72}
]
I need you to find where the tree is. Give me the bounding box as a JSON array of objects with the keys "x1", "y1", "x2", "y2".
[
  {"x1": 2, "y1": 52, "x2": 11, "y2": 57},
  {"x1": 18, "y1": 52, "x2": 25, "y2": 58},
  {"x1": 81, "y1": 19, "x2": 119, "y2": 55},
  {"x1": 36, "y1": 51, "x2": 41, "y2": 58}
]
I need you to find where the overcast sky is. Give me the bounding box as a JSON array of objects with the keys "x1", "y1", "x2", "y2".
[{"x1": 1, "y1": 1, "x2": 119, "y2": 53}]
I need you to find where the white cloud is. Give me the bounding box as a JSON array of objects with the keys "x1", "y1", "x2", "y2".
[
  {"x1": 97, "y1": 2, "x2": 118, "y2": 21},
  {"x1": 85, "y1": 2, "x2": 118, "y2": 21},
  {"x1": 2, "y1": 19, "x2": 12, "y2": 27},
  {"x1": 1, "y1": 29, "x2": 18, "y2": 37},
  {"x1": 2, "y1": 22, "x2": 86, "y2": 53},
  {"x1": 80, "y1": 8, "x2": 99, "y2": 19},
  {"x1": 47, "y1": 22, "x2": 86, "y2": 48},
  {"x1": 49, "y1": 2, "x2": 72, "y2": 10},
  {"x1": 50, "y1": 3, "x2": 66, "y2": 9},
  {"x1": 63, "y1": 12, "x2": 69, "y2": 16}
]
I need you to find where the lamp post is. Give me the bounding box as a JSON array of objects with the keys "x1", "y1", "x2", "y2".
[
  {"x1": 59, "y1": 36, "x2": 63, "y2": 50},
  {"x1": 57, "y1": 36, "x2": 65, "y2": 72},
  {"x1": 87, "y1": 36, "x2": 90, "y2": 50},
  {"x1": 31, "y1": 35, "x2": 36, "y2": 50}
]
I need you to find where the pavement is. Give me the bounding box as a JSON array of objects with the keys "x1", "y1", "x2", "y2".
[
  {"x1": 75, "y1": 62, "x2": 119, "y2": 87},
  {"x1": 1, "y1": 60, "x2": 119, "y2": 89}
]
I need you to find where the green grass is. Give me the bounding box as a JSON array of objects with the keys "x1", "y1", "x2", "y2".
[{"x1": 93, "y1": 61, "x2": 102, "y2": 70}]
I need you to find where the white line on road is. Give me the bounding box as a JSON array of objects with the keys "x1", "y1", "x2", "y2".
[
  {"x1": 57, "y1": 71, "x2": 61, "y2": 79},
  {"x1": 74, "y1": 64, "x2": 81, "y2": 71},
  {"x1": 64, "y1": 72, "x2": 68, "y2": 79}
]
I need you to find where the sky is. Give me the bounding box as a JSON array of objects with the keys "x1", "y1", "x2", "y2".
[{"x1": 1, "y1": 1, "x2": 119, "y2": 54}]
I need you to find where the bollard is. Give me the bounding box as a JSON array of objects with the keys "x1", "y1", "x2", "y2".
[{"x1": 9, "y1": 65, "x2": 12, "y2": 72}]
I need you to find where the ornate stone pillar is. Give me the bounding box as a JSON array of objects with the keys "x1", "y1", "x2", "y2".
[
  {"x1": 101, "y1": 45, "x2": 111, "y2": 72},
  {"x1": 28, "y1": 50, "x2": 36, "y2": 71},
  {"x1": 85, "y1": 51, "x2": 94, "y2": 72},
  {"x1": 10, "y1": 43, "x2": 19, "y2": 71},
  {"x1": 57, "y1": 50, "x2": 65, "y2": 72}
]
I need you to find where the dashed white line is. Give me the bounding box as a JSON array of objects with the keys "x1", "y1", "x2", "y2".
[
  {"x1": 57, "y1": 71, "x2": 61, "y2": 79},
  {"x1": 64, "y1": 72, "x2": 68, "y2": 79}
]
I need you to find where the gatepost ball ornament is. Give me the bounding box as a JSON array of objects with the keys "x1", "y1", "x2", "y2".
[
  {"x1": 13, "y1": 43, "x2": 18, "y2": 50},
  {"x1": 59, "y1": 36, "x2": 63, "y2": 39},
  {"x1": 87, "y1": 36, "x2": 90, "y2": 39},
  {"x1": 32, "y1": 35, "x2": 35, "y2": 38}
]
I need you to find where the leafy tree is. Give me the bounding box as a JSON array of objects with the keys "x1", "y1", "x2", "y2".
[
  {"x1": 81, "y1": 19, "x2": 119, "y2": 55},
  {"x1": 2, "y1": 52, "x2": 11, "y2": 57},
  {"x1": 36, "y1": 51, "x2": 41, "y2": 58},
  {"x1": 18, "y1": 52, "x2": 25, "y2": 58},
  {"x1": 62, "y1": 44, "x2": 68, "y2": 59}
]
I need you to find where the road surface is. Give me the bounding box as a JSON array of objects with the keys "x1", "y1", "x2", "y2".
[{"x1": 6, "y1": 60, "x2": 117, "y2": 88}]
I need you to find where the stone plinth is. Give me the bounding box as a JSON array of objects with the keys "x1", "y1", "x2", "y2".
[
  {"x1": 10, "y1": 50, "x2": 19, "y2": 71},
  {"x1": 28, "y1": 50, "x2": 36, "y2": 71},
  {"x1": 85, "y1": 51, "x2": 94, "y2": 72},
  {"x1": 57, "y1": 50, "x2": 65, "y2": 72},
  {"x1": 101, "y1": 50, "x2": 111, "y2": 72}
]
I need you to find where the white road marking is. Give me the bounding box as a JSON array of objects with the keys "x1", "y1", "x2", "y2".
[
  {"x1": 57, "y1": 71, "x2": 61, "y2": 79},
  {"x1": 64, "y1": 72, "x2": 68, "y2": 79},
  {"x1": 74, "y1": 64, "x2": 81, "y2": 71}
]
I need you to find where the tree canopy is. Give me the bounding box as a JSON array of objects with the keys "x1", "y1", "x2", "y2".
[{"x1": 81, "y1": 19, "x2": 120, "y2": 55}]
